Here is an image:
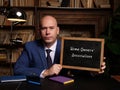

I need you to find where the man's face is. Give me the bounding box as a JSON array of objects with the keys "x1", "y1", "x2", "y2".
[{"x1": 40, "y1": 16, "x2": 59, "y2": 47}]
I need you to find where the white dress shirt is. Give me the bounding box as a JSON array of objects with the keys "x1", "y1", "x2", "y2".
[
  {"x1": 45, "y1": 40, "x2": 57, "y2": 63},
  {"x1": 40, "y1": 40, "x2": 57, "y2": 78}
]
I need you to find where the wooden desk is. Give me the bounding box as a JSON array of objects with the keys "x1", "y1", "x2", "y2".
[{"x1": 0, "y1": 76, "x2": 120, "y2": 90}]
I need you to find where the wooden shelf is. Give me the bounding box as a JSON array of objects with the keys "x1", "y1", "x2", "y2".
[{"x1": 38, "y1": 7, "x2": 112, "y2": 37}]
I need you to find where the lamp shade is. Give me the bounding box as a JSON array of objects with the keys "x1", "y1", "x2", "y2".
[{"x1": 7, "y1": 8, "x2": 27, "y2": 22}]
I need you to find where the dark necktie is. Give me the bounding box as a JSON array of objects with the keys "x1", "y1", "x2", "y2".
[{"x1": 46, "y1": 49, "x2": 52, "y2": 68}]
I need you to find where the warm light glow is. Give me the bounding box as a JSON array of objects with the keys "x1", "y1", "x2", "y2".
[
  {"x1": 7, "y1": 18, "x2": 26, "y2": 22},
  {"x1": 16, "y1": 12, "x2": 22, "y2": 16},
  {"x1": 7, "y1": 8, "x2": 27, "y2": 22}
]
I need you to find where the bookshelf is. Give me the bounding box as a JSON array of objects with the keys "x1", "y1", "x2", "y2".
[
  {"x1": 0, "y1": 1, "x2": 36, "y2": 63},
  {"x1": 0, "y1": 0, "x2": 36, "y2": 75},
  {"x1": 38, "y1": 7, "x2": 112, "y2": 37},
  {"x1": 38, "y1": 0, "x2": 111, "y2": 8},
  {"x1": 0, "y1": 0, "x2": 114, "y2": 75}
]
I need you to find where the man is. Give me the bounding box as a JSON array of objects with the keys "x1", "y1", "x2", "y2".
[{"x1": 14, "y1": 15, "x2": 105, "y2": 78}]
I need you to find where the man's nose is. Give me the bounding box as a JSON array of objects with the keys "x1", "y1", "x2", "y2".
[{"x1": 46, "y1": 28, "x2": 50, "y2": 34}]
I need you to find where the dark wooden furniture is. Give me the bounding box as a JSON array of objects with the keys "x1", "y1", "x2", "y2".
[{"x1": 38, "y1": 7, "x2": 112, "y2": 37}]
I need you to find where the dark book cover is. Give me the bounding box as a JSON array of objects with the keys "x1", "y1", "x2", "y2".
[
  {"x1": 61, "y1": 0, "x2": 70, "y2": 7},
  {"x1": 49, "y1": 75, "x2": 74, "y2": 84},
  {"x1": 0, "y1": 75, "x2": 26, "y2": 83},
  {"x1": 27, "y1": 76, "x2": 41, "y2": 85}
]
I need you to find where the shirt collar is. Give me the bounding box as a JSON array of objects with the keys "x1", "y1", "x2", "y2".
[{"x1": 45, "y1": 40, "x2": 57, "y2": 52}]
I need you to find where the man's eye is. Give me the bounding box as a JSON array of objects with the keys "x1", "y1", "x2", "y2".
[
  {"x1": 41, "y1": 27, "x2": 46, "y2": 30},
  {"x1": 50, "y1": 27, "x2": 54, "y2": 29}
]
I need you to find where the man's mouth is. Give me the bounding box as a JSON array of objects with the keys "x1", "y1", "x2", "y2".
[{"x1": 45, "y1": 37, "x2": 51, "y2": 40}]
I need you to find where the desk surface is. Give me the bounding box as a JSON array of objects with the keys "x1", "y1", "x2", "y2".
[{"x1": 0, "y1": 76, "x2": 120, "y2": 90}]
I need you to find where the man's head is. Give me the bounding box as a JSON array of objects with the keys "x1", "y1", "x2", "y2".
[{"x1": 39, "y1": 15, "x2": 59, "y2": 48}]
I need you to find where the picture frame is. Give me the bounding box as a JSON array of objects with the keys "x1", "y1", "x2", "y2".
[{"x1": 60, "y1": 37, "x2": 104, "y2": 72}]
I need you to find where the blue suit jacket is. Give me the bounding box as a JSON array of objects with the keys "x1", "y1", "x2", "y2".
[{"x1": 14, "y1": 39, "x2": 61, "y2": 77}]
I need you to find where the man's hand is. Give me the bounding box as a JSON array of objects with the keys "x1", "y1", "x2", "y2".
[
  {"x1": 43, "y1": 64, "x2": 62, "y2": 77},
  {"x1": 98, "y1": 61, "x2": 106, "y2": 74},
  {"x1": 90, "y1": 58, "x2": 106, "y2": 76}
]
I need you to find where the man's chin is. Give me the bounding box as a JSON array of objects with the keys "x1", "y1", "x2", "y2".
[
  {"x1": 44, "y1": 39, "x2": 56, "y2": 46},
  {"x1": 44, "y1": 40, "x2": 52, "y2": 44}
]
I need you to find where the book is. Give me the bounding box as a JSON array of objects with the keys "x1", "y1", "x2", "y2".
[
  {"x1": 49, "y1": 75, "x2": 74, "y2": 84},
  {"x1": 0, "y1": 75, "x2": 27, "y2": 83},
  {"x1": 99, "y1": 4, "x2": 111, "y2": 8},
  {"x1": 94, "y1": 0, "x2": 110, "y2": 8},
  {"x1": 111, "y1": 75, "x2": 120, "y2": 82},
  {"x1": 61, "y1": 0, "x2": 70, "y2": 7},
  {"x1": 27, "y1": 76, "x2": 41, "y2": 85}
]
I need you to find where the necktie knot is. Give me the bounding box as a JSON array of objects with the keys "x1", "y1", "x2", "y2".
[{"x1": 46, "y1": 49, "x2": 52, "y2": 54}]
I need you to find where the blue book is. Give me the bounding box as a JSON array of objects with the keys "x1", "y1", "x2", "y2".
[
  {"x1": 27, "y1": 76, "x2": 41, "y2": 85},
  {"x1": 0, "y1": 75, "x2": 27, "y2": 83}
]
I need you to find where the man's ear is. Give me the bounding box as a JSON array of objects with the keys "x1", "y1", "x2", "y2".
[{"x1": 57, "y1": 27, "x2": 60, "y2": 35}]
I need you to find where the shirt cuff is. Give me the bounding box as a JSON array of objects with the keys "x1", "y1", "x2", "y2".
[{"x1": 40, "y1": 69, "x2": 46, "y2": 78}]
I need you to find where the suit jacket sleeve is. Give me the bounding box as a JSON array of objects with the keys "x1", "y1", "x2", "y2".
[
  {"x1": 14, "y1": 40, "x2": 61, "y2": 77},
  {"x1": 14, "y1": 40, "x2": 47, "y2": 77}
]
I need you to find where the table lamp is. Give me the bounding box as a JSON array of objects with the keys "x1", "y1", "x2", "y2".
[
  {"x1": 7, "y1": 8, "x2": 27, "y2": 22},
  {"x1": 6, "y1": 8, "x2": 27, "y2": 75},
  {"x1": 7, "y1": 8, "x2": 27, "y2": 45}
]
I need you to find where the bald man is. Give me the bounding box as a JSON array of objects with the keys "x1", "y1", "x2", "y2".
[{"x1": 14, "y1": 15, "x2": 106, "y2": 78}]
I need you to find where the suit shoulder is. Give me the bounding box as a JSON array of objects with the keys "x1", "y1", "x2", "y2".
[{"x1": 25, "y1": 40, "x2": 42, "y2": 47}]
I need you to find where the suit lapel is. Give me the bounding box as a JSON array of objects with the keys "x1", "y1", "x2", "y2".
[
  {"x1": 54, "y1": 40, "x2": 61, "y2": 64},
  {"x1": 37, "y1": 40, "x2": 48, "y2": 69},
  {"x1": 37, "y1": 39, "x2": 61, "y2": 68}
]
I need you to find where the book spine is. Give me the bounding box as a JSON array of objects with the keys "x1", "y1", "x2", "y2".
[{"x1": 64, "y1": 80, "x2": 74, "y2": 84}]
